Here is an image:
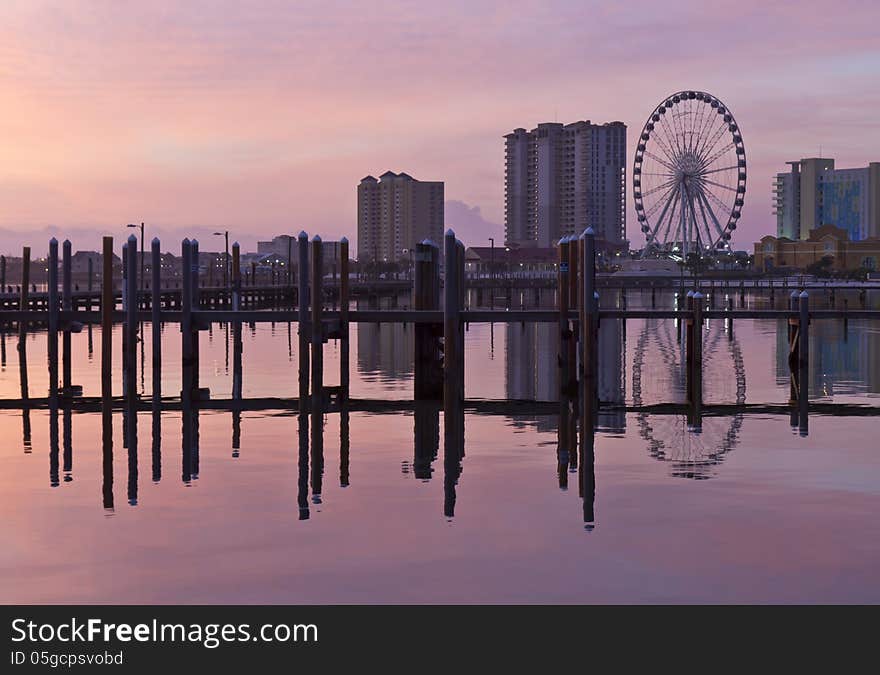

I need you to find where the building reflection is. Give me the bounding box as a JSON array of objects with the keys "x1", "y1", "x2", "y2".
[
  {"x1": 774, "y1": 318, "x2": 880, "y2": 397},
  {"x1": 503, "y1": 316, "x2": 626, "y2": 433},
  {"x1": 356, "y1": 322, "x2": 414, "y2": 383}
]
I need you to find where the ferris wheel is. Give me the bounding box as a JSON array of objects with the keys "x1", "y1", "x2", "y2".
[{"x1": 634, "y1": 90, "x2": 746, "y2": 257}]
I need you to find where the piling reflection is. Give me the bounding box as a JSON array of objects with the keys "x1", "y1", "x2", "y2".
[
  {"x1": 297, "y1": 411, "x2": 310, "y2": 520},
  {"x1": 339, "y1": 406, "x2": 350, "y2": 487},
  {"x1": 413, "y1": 402, "x2": 440, "y2": 480},
  {"x1": 49, "y1": 403, "x2": 59, "y2": 487},
  {"x1": 125, "y1": 401, "x2": 138, "y2": 505},
  {"x1": 443, "y1": 398, "x2": 465, "y2": 519},
  {"x1": 18, "y1": 332, "x2": 32, "y2": 452},
  {"x1": 580, "y1": 400, "x2": 596, "y2": 531},
  {"x1": 63, "y1": 407, "x2": 72, "y2": 482},
  {"x1": 151, "y1": 406, "x2": 161, "y2": 483},
  {"x1": 101, "y1": 399, "x2": 114, "y2": 512}
]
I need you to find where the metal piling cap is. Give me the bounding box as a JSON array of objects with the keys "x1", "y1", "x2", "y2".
[
  {"x1": 152, "y1": 237, "x2": 161, "y2": 246},
  {"x1": 584, "y1": 227, "x2": 595, "y2": 236},
  {"x1": 127, "y1": 233, "x2": 137, "y2": 245},
  {"x1": 799, "y1": 290, "x2": 809, "y2": 299},
  {"x1": 445, "y1": 228, "x2": 456, "y2": 238},
  {"x1": 312, "y1": 234, "x2": 322, "y2": 243},
  {"x1": 299, "y1": 231, "x2": 308, "y2": 239},
  {"x1": 340, "y1": 236, "x2": 348, "y2": 244}
]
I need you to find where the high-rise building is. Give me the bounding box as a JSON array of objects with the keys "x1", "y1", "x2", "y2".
[
  {"x1": 773, "y1": 158, "x2": 880, "y2": 241},
  {"x1": 357, "y1": 171, "x2": 444, "y2": 262},
  {"x1": 504, "y1": 120, "x2": 626, "y2": 248}
]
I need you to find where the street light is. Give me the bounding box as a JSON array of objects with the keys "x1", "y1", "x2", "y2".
[
  {"x1": 126, "y1": 222, "x2": 144, "y2": 292},
  {"x1": 213, "y1": 231, "x2": 229, "y2": 290}
]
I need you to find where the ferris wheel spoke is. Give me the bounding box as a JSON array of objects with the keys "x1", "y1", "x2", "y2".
[
  {"x1": 698, "y1": 176, "x2": 738, "y2": 192},
  {"x1": 700, "y1": 164, "x2": 739, "y2": 176},
  {"x1": 689, "y1": 190, "x2": 708, "y2": 251},
  {"x1": 657, "y1": 190, "x2": 680, "y2": 243},
  {"x1": 703, "y1": 184, "x2": 732, "y2": 212},
  {"x1": 700, "y1": 142, "x2": 736, "y2": 171},
  {"x1": 645, "y1": 183, "x2": 678, "y2": 217},
  {"x1": 696, "y1": 125, "x2": 731, "y2": 167},
  {"x1": 650, "y1": 134, "x2": 679, "y2": 166},
  {"x1": 697, "y1": 188, "x2": 729, "y2": 242},
  {"x1": 677, "y1": 184, "x2": 688, "y2": 255},
  {"x1": 641, "y1": 178, "x2": 678, "y2": 198},
  {"x1": 696, "y1": 100, "x2": 718, "y2": 150},
  {"x1": 660, "y1": 107, "x2": 685, "y2": 158},
  {"x1": 695, "y1": 118, "x2": 728, "y2": 162},
  {"x1": 643, "y1": 150, "x2": 676, "y2": 172},
  {"x1": 648, "y1": 186, "x2": 680, "y2": 242},
  {"x1": 694, "y1": 186, "x2": 720, "y2": 245}
]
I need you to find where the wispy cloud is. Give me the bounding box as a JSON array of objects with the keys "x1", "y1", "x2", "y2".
[{"x1": 0, "y1": 0, "x2": 878, "y2": 250}]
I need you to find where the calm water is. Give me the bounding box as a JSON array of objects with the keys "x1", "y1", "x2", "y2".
[{"x1": 1, "y1": 289, "x2": 878, "y2": 603}]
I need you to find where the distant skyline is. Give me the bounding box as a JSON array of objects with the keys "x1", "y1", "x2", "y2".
[{"x1": 1, "y1": 1, "x2": 878, "y2": 254}]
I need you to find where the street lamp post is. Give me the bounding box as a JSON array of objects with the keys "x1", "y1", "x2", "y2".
[{"x1": 213, "y1": 231, "x2": 229, "y2": 290}]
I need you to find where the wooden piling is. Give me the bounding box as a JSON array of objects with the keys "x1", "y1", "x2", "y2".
[
  {"x1": 126, "y1": 234, "x2": 138, "y2": 403},
  {"x1": 339, "y1": 237, "x2": 350, "y2": 399},
  {"x1": 47, "y1": 238, "x2": 59, "y2": 402},
  {"x1": 190, "y1": 239, "x2": 200, "y2": 396},
  {"x1": 297, "y1": 231, "x2": 310, "y2": 412},
  {"x1": 444, "y1": 230, "x2": 461, "y2": 407},
  {"x1": 181, "y1": 239, "x2": 194, "y2": 402},
  {"x1": 311, "y1": 236, "x2": 324, "y2": 409},
  {"x1": 414, "y1": 239, "x2": 442, "y2": 400},
  {"x1": 62, "y1": 240, "x2": 72, "y2": 395},
  {"x1": 232, "y1": 242, "x2": 241, "y2": 312},
  {"x1": 456, "y1": 238, "x2": 466, "y2": 397},
  {"x1": 101, "y1": 237, "x2": 113, "y2": 400},
  {"x1": 151, "y1": 238, "x2": 161, "y2": 403},
  {"x1": 0, "y1": 255, "x2": 5, "y2": 292}
]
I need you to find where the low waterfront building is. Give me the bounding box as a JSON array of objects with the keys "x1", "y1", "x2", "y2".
[
  {"x1": 754, "y1": 224, "x2": 880, "y2": 272},
  {"x1": 465, "y1": 244, "x2": 558, "y2": 279}
]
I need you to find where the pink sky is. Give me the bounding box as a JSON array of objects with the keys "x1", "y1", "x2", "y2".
[{"x1": 1, "y1": 0, "x2": 878, "y2": 254}]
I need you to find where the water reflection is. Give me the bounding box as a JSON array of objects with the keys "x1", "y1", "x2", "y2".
[
  {"x1": 632, "y1": 317, "x2": 746, "y2": 479},
  {"x1": 774, "y1": 318, "x2": 880, "y2": 397}
]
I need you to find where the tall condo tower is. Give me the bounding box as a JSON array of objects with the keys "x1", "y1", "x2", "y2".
[
  {"x1": 504, "y1": 120, "x2": 626, "y2": 248},
  {"x1": 357, "y1": 171, "x2": 444, "y2": 262}
]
